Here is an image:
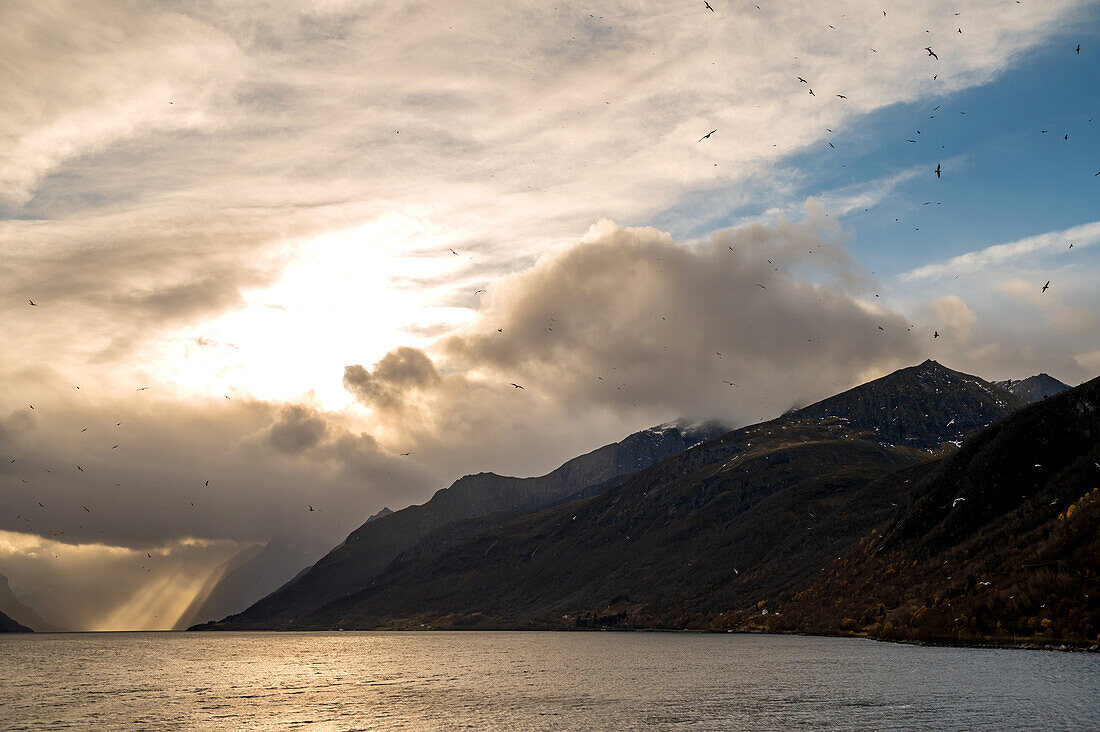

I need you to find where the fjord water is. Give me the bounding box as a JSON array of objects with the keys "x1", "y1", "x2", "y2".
[{"x1": 2, "y1": 632, "x2": 1096, "y2": 731}]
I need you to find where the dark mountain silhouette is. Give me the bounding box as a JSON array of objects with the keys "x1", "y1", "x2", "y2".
[
  {"x1": 175, "y1": 536, "x2": 329, "y2": 629},
  {"x1": 197, "y1": 360, "x2": 1043, "y2": 635},
  {"x1": 0, "y1": 573, "x2": 57, "y2": 632},
  {"x1": 795, "y1": 360, "x2": 1025, "y2": 447},
  {"x1": 752, "y1": 373, "x2": 1099, "y2": 646},
  {"x1": 992, "y1": 373, "x2": 1071, "y2": 403},
  {"x1": 195, "y1": 420, "x2": 727, "y2": 629},
  {"x1": 366, "y1": 507, "x2": 393, "y2": 523},
  {"x1": 277, "y1": 371, "x2": 1097, "y2": 647},
  {"x1": 0, "y1": 609, "x2": 31, "y2": 632}
]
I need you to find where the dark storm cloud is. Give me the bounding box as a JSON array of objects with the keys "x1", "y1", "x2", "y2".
[
  {"x1": 442, "y1": 212, "x2": 917, "y2": 416},
  {"x1": 333, "y1": 212, "x2": 920, "y2": 480},
  {"x1": 265, "y1": 404, "x2": 331, "y2": 454},
  {"x1": 343, "y1": 346, "x2": 442, "y2": 411}
]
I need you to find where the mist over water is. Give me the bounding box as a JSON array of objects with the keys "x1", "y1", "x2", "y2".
[{"x1": 2, "y1": 632, "x2": 1096, "y2": 730}]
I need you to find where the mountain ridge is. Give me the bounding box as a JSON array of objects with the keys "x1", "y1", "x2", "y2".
[
  {"x1": 195, "y1": 419, "x2": 728, "y2": 629},
  {"x1": 992, "y1": 373, "x2": 1071, "y2": 403},
  {"x1": 198, "y1": 360, "x2": 1042, "y2": 634}
]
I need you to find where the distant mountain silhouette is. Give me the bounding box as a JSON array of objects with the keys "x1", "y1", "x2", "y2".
[
  {"x1": 0, "y1": 573, "x2": 57, "y2": 632},
  {"x1": 195, "y1": 420, "x2": 728, "y2": 630},
  {"x1": 0, "y1": 608, "x2": 31, "y2": 633},
  {"x1": 176, "y1": 536, "x2": 329, "y2": 629},
  {"x1": 992, "y1": 373, "x2": 1071, "y2": 403},
  {"x1": 197, "y1": 361, "x2": 1057, "y2": 640}
]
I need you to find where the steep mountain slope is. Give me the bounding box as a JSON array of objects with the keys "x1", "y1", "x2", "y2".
[
  {"x1": 0, "y1": 609, "x2": 31, "y2": 632},
  {"x1": 796, "y1": 360, "x2": 1025, "y2": 447},
  {"x1": 992, "y1": 373, "x2": 1071, "y2": 403},
  {"x1": 752, "y1": 374, "x2": 1099, "y2": 646},
  {"x1": 0, "y1": 573, "x2": 57, "y2": 632},
  {"x1": 221, "y1": 360, "x2": 1031, "y2": 632},
  {"x1": 175, "y1": 536, "x2": 329, "y2": 629},
  {"x1": 197, "y1": 420, "x2": 726, "y2": 629}
]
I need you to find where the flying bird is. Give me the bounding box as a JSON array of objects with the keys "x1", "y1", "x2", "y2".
[
  {"x1": 836, "y1": 94, "x2": 847, "y2": 99},
  {"x1": 925, "y1": 46, "x2": 938, "y2": 60},
  {"x1": 28, "y1": 299, "x2": 37, "y2": 306},
  {"x1": 704, "y1": 1, "x2": 714, "y2": 11},
  {"x1": 76, "y1": 466, "x2": 83, "y2": 472},
  {"x1": 699, "y1": 129, "x2": 717, "y2": 141},
  {"x1": 1077, "y1": 44, "x2": 1081, "y2": 54},
  {"x1": 309, "y1": 505, "x2": 315, "y2": 511},
  {"x1": 808, "y1": 88, "x2": 815, "y2": 96},
  {"x1": 510, "y1": 383, "x2": 525, "y2": 389},
  {"x1": 756, "y1": 283, "x2": 767, "y2": 290},
  {"x1": 797, "y1": 76, "x2": 808, "y2": 83},
  {"x1": 400, "y1": 452, "x2": 413, "y2": 456},
  {"x1": 82, "y1": 506, "x2": 90, "y2": 512},
  {"x1": 933, "y1": 331, "x2": 940, "y2": 338},
  {"x1": 952, "y1": 497, "x2": 965, "y2": 507},
  {"x1": 1041, "y1": 280, "x2": 1050, "y2": 293},
  {"x1": 205, "y1": 480, "x2": 209, "y2": 486},
  {"x1": 934, "y1": 163, "x2": 941, "y2": 178},
  {"x1": 449, "y1": 248, "x2": 459, "y2": 255},
  {"x1": 722, "y1": 380, "x2": 738, "y2": 387},
  {"x1": 474, "y1": 289, "x2": 485, "y2": 295},
  {"x1": 136, "y1": 387, "x2": 149, "y2": 391}
]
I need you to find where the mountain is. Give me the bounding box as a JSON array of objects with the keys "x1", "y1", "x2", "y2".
[
  {"x1": 0, "y1": 573, "x2": 57, "y2": 632},
  {"x1": 0, "y1": 609, "x2": 31, "y2": 633},
  {"x1": 200, "y1": 360, "x2": 1040, "y2": 633},
  {"x1": 195, "y1": 420, "x2": 728, "y2": 630},
  {"x1": 366, "y1": 507, "x2": 393, "y2": 523},
  {"x1": 992, "y1": 373, "x2": 1071, "y2": 403},
  {"x1": 175, "y1": 536, "x2": 329, "y2": 629},
  {"x1": 750, "y1": 373, "x2": 1099, "y2": 646},
  {"x1": 796, "y1": 360, "x2": 1026, "y2": 447}
]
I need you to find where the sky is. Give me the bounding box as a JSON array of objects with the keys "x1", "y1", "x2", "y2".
[{"x1": 1, "y1": 0, "x2": 1097, "y2": 630}]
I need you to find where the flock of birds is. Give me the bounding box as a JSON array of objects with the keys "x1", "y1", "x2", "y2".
[
  {"x1": 6, "y1": 5, "x2": 1093, "y2": 570},
  {"x1": 690, "y1": 3, "x2": 1086, "y2": 303}
]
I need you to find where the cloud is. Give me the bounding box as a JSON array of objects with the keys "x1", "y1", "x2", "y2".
[
  {"x1": 338, "y1": 211, "x2": 920, "y2": 475},
  {"x1": 343, "y1": 347, "x2": 442, "y2": 411},
  {"x1": 927, "y1": 295, "x2": 977, "y2": 341},
  {"x1": 1, "y1": 0, "x2": 1087, "y2": 403},
  {"x1": 0, "y1": 375, "x2": 437, "y2": 628},
  {"x1": 901, "y1": 219, "x2": 1100, "y2": 282},
  {"x1": 0, "y1": 0, "x2": 1093, "y2": 631},
  {"x1": 265, "y1": 404, "x2": 331, "y2": 454}
]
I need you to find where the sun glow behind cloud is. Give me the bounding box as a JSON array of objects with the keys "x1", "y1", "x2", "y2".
[{"x1": 146, "y1": 214, "x2": 479, "y2": 410}]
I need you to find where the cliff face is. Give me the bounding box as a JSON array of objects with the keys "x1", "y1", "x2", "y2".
[{"x1": 197, "y1": 420, "x2": 726, "y2": 629}]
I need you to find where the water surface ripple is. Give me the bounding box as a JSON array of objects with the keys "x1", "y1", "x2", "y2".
[{"x1": 1, "y1": 631, "x2": 1096, "y2": 730}]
